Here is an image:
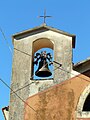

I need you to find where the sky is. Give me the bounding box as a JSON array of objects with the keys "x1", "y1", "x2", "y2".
[{"x1": 0, "y1": 0, "x2": 90, "y2": 119}]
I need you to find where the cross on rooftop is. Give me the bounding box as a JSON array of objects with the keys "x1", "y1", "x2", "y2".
[{"x1": 38, "y1": 9, "x2": 52, "y2": 24}]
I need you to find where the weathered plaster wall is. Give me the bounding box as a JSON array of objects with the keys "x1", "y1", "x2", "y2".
[
  {"x1": 24, "y1": 73, "x2": 90, "y2": 120},
  {"x1": 9, "y1": 29, "x2": 73, "y2": 120}
]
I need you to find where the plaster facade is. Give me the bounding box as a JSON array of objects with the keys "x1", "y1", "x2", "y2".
[
  {"x1": 24, "y1": 72, "x2": 90, "y2": 120},
  {"x1": 9, "y1": 25, "x2": 75, "y2": 120}
]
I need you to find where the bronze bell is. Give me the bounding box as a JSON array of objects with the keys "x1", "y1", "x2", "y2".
[
  {"x1": 35, "y1": 61, "x2": 52, "y2": 77},
  {"x1": 34, "y1": 51, "x2": 52, "y2": 77}
]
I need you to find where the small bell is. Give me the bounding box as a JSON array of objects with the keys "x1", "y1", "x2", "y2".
[
  {"x1": 35, "y1": 62, "x2": 52, "y2": 77},
  {"x1": 34, "y1": 51, "x2": 52, "y2": 77}
]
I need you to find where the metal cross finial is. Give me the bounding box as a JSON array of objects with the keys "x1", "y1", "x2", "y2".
[{"x1": 38, "y1": 9, "x2": 52, "y2": 24}]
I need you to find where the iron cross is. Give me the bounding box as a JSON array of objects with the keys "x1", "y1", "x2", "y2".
[{"x1": 39, "y1": 10, "x2": 52, "y2": 24}]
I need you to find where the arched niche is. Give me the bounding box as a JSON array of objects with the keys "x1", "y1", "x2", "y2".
[
  {"x1": 33, "y1": 38, "x2": 54, "y2": 53},
  {"x1": 76, "y1": 84, "x2": 90, "y2": 118},
  {"x1": 31, "y1": 38, "x2": 54, "y2": 79}
]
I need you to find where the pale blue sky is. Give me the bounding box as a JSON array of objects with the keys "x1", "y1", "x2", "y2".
[{"x1": 0, "y1": 0, "x2": 90, "y2": 119}]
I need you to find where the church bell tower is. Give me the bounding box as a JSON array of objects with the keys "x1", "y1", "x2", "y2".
[{"x1": 9, "y1": 24, "x2": 75, "y2": 120}]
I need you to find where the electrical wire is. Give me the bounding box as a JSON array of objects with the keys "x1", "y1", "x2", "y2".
[
  {"x1": 59, "y1": 67, "x2": 90, "y2": 83},
  {"x1": 0, "y1": 27, "x2": 13, "y2": 54},
  {"x1": 14, "y1": 48, "x2": 31, "y2": 57},
  {"x1": 9, "y1": 59, "x2": 90, "y2": 94},
  {"x1": 10, "y1": 82, "x2": 34, "y2": 94},
  {"x1": 10, "y1": 61, "x2": 90, "y2": 95},
  {"x1": 1, "y1": 62, "x2": 90, "y2": 120},
  {"x1": 0, "y1": 25, "x2": 90, "y2": 83},
  {"x1": 10, "y1": 63, "x2": 61, "y2": 94},
  {"x1": 1, "y1": 27, "x2": 90, "y2": 108},
  {"x1": 1, "y1": 26, "x2": 90, "y2": 119},
  {"x1": 13, "y1": 47, "x2": 90, "y2": 83},
  {"x1": 1, "y1": 40, "x2": 90, "y2": 118},
  {"x1": 53, "y1": 61, "x2": 90, "y2": 83},
  {"x1": 0, "y1": 78, "x2": 38, "y2": 113},
  {"x1": 2, "y1": 44, "x2": 90, "y2": 96},
  {"x1": 0, "y1": 28, "x2": 37, "y2": 112}
]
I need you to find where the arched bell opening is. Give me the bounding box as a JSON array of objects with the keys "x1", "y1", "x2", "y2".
[{"x1": 31, "y1": 38, "x2": 54, "y2": 80}]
